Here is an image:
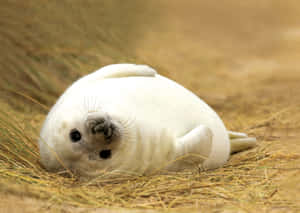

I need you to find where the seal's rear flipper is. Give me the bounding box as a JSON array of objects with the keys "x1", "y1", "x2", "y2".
[
  {"x1": 229, "y1": 131, "x2": 256, "y2": 154},
  {"x1": 55, "y1": 64, "x2": 157, "y2": 109},
  {"x1": 70, "y1": 64, "x2": 156, "y2": 90},
  {"x1": 175, "y1": 125, "x2": 213, "y2": 164},
  {"x1": 92, "y1": 64, "x2": 156, "y2": 79}
]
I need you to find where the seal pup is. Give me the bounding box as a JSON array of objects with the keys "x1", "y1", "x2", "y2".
[{"x1": 39, "y1": 64, "x2": 256, "y2": 177}]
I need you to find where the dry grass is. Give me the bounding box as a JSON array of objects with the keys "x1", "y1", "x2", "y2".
[{"x1": 0, "y1": 0, "x2": 300, "y2": 212}]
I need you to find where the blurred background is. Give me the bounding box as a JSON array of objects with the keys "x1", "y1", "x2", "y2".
[
  {"x1": 1, "y1": 0, "x2": 300, "y2": 107},
  {"x1": 0, "y1": 0, "x2": 299, "y2": 212}
]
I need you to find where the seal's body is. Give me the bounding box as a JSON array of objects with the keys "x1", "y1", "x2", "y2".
[{"x1": 39, "y1": 64, "x2": 256, "y2": 177}]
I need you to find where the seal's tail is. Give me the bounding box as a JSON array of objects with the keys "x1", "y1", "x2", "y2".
[{"x1": 228, "y1": 131, "x2": 256, "y2": 154}]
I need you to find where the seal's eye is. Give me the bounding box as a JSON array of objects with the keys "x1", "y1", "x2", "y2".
[
  {"x1": 99, "y1": 149, "x2": 111, "y2": 159},
  {"x1": 70, "y1": 129, "x2": 81, "y2": 142}
]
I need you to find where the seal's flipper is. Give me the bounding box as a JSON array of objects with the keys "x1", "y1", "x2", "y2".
[
  {"x1": 175, "y1": 125, "x2": 213, "y2": 163},
  {"x1": 90, "y1": 64, "x2": 156, "y2": 79},
  {"x1": 229, "y1": 131, "x2": 256, "y2": 154},
  {"x1": 62, "y1": 64, "x2": 157, "y2": 98}
]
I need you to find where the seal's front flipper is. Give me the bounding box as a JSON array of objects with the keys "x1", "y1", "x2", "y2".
[
  {"x1": 175, "y1": 125, "x2": 213, "y2": 165},
  {"x1": 228, "y1": 131, "x2": 256, "y2": 154},
  {"x1": 90, "y1": 64, "x2": 157, "y2": 79}
]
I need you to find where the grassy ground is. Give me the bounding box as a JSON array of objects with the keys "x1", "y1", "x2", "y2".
[{"x1": 0, "y1": 1, "x2": 300, "y2": 212}]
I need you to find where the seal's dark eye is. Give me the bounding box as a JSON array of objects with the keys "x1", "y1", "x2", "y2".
[
  {"x1": 70, "y1": 129, "x2": 81, "y2": 142},
  {"x1": 99, "y1": 149, "x2": 111, "y2": 159}
]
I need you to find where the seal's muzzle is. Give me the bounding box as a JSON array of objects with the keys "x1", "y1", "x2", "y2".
[{"x1": 85, "y1": 113, "x2": 116, "y2": 143}]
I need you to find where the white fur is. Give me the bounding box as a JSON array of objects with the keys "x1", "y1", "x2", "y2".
[{"x1": 39, "y1": 64, "x2": 233, "y2": 177}]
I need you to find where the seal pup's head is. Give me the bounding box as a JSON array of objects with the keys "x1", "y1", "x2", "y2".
[{"x1": 39, "y1": 93, "x2": 125, "y2": 177}]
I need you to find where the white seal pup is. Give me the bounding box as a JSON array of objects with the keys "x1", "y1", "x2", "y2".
[{"x1": 39, "y1": 64, "x2": 256, "y2": 177}]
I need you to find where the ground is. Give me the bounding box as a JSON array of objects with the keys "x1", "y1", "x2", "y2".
[{"x1": 0, "y1": 1, "x2": 299, "y2": 212}]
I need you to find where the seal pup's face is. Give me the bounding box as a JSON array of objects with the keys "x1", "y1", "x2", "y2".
[{"x1": 39, "y1": 105, "x2": 122, "y2": 177}]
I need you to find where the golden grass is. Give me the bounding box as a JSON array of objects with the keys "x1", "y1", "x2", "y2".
[
  {"x1": 1, "y1": 0, "x2": 300, "y2": 212},
  {"x1": 0, "y1": 105, "x2": 285, "y2": 210},
  {"x1": 0, "y1": 105, "x2": 298, "y2": 212}
]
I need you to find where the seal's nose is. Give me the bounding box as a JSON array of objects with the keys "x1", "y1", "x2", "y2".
[
  {"x1": 85, "y1": 117, "x2": 106, "y2": 134},
  {"x1": 91, "y1": 121, "x2": 113, "y2": 138},
  {"x1": 85, "y1": 113, "x2": 115, "y2": 141},
  {"x1": 85, "y1": 112, "x2": 105, "y2": 133},
  {"x1": 90, "y1": 120, "x2": 106, "y2": 135}
]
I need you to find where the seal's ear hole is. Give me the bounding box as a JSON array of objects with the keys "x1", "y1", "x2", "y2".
[
  {"x1": 99, "y1": 149, "x2": 111, "y2": 159},
  {"x1": 70, "y1": 129, "x2": 82, "y2": 142}
]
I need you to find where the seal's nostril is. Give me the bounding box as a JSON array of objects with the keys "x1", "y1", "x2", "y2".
[
  {"x1": 99, "y1": 149, "x2": 111, "y2": 159},
  {"x1": 91, "y1": 125, "x2": 99, "y2": 134},
  {"x1": 88, "y1": 119, "x2": 106, "y2": 135}
]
